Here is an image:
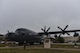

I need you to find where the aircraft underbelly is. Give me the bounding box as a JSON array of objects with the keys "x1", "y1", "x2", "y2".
[
  {"x1": 15, "y1": 35, "x2": 41, "y2": 43},
  {"x1": 25, "y1": 35, "x2": 41, "y2": 43}
]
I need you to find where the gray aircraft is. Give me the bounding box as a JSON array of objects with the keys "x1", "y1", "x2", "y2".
[
  {"x1": 5, "y1": 28, "x2": 44, "y2": 45},
  {"x1": 5, "y1": 25, "x2": 80, "y2": 45}
]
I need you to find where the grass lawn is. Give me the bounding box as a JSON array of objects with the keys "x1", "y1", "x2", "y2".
[
  {"x1": 51, "y1": 44, "x2": 74, "y2": 48},
  {"x1": 51, "y1": 44, "x2": 80, "y2": 48},
  {"x1": 24, "y1": 44, "x2": 80, "y2": 49},
  {"x1": 0, "y1": 44, "x2": 80, "y2": 53},
  {"x1": 0, "y1": 43, "x2": 80, "y2": 48},
  {"x1": 0, "y1": 44, "x2": 18, "y2": 47},
  {"x1": 0, "y1": 48, "x2": 80, "y2": 53}
]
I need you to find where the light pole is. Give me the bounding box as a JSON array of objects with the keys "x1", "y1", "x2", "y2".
[
  {"x1": 23, "y1": 41, "x2": 26, "y2": 50},
  {"x1": 73, "y1": 32, "x2": 79, "y2": 46}
]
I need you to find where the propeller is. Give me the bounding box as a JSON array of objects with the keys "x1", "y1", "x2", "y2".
[
  {"x1": 58, "y1": 25, "x2": 70, "y2": 36},
  {"x1": 73, "y1": 32, "x2": 79, "y2": 37},
  {"x1": 41, "y1": 26, "x2": 51, "y2": 37},
  {"x1": 54, "y1": 34, "x2": 58, "y2": 38}
]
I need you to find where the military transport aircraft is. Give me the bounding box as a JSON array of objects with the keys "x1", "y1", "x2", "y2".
[{"x1": 5, "y1": 25, "x2": 80, "y2": 45}]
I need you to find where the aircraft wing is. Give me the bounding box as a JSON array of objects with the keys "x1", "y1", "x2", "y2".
[{"x1": 38, "y1": 29, "x2": 80, "y2": 35}]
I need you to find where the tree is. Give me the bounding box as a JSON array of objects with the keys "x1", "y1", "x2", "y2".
[
  {"x1": 56, "y1": 36, "x2": 64, "y2": 43},
  {"x1": 78, "y1": 36, "x2": 80, "y2": 42},
  {"x1": 54, "y1": 35, "x2": 64, "y2": 43}
]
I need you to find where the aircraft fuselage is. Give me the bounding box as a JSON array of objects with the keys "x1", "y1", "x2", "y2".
[{"x1": 6, "y1": 28, "x2": 43, "y2": 45}]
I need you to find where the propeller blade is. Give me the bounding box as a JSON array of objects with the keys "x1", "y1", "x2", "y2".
[
  {"x1": 64, "y1": 25, "x2": 68, "y2": 30},
  {"x1": 41, "y1": 26, "x2": 50, "y2": 37},
  {"x1": 44, "y1": 26, "x2": 46, "y2": 31},
  {"x1": 46, "y1": 27, "x2": 50, "y2": 32},
  {"x1": 41, "y1": 28, "x2": 45, "y2": 32},
  {"x1": 66, "y1": 32, "x2": 70, "y2": 35},
  {"x1": 58, "y1": 26, "x2": 63, "y2": 31}
]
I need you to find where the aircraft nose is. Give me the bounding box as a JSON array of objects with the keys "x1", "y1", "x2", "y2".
[{"x1": 5, "y1": 33, "x2": 11, "y2": 41}]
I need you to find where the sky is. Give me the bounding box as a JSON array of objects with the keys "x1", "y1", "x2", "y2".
[{"x1": 0, "y1": 0, "x2": 80, "y2": 35}]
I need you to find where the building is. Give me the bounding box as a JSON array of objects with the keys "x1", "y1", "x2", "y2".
[{"x1": 63, "y1": 36, "x2": 79, "y2": 43}]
